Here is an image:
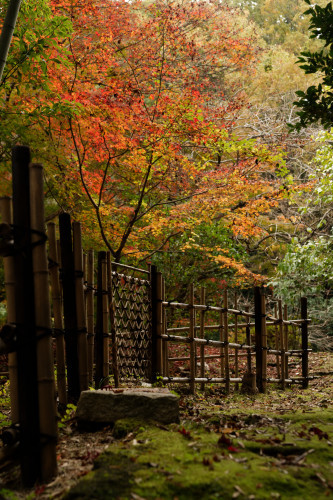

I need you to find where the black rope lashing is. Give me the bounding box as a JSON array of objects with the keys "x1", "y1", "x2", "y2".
[
  {"x1": 52, "y1": 328, "x2": 64, "y2": 338},
  {"x1": 47, "y1": 257, "x2": 59, "y2": 269}
]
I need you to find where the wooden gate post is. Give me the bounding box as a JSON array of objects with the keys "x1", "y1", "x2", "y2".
[
  {"x1": 95, "y1": 251, "x2": 107, "y2": 387},
  {"x1": 150, "y1": 265, "x2": 163, "y2": 382},
  {"x1": 189, "y1": 284, "x2": 195, "y2": 394},
  {"x1": 254, "y1": 286, "x2": 264, "y2": 393},
  {"x1": 59, "y1": 213, "x2": 80, "y2": 402},
  {"x1": 107, "y1": 253, "x2": 119, "y2": 387},
  {"x1": 86, "y1": 250, "x2": 95, "y2": 385},
  {"x1": 301, "y1": 297, "x2": 309, "y2": 389},
  {"x1": 12, "y1": 146, "x2": 41, "y2": 486}
]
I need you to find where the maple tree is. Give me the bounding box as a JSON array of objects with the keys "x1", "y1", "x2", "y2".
[
  {"x1": 0, "y1": 0, "x2": 287, "y2": 287},
  {"x1": 35, "y1": 0, "x2": 283, "y2": 284}
]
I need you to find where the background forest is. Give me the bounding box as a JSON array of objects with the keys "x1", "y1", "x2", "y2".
[{"x1": 0, "y1": 0, "x2": 332, "y2": 349}]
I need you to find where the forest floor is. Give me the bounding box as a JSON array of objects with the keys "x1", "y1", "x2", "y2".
[{"x1": 0, "y1": 352, "x2": 332, "y2": 500}]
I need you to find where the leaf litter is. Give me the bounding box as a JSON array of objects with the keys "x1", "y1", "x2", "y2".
[{"x1": 0, "y1": 352, "x2": 331, "y2": 499}]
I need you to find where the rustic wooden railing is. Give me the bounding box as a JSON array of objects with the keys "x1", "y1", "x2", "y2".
[{"x1": 152, "y1": 272, "x2": 310, "y2": 394}]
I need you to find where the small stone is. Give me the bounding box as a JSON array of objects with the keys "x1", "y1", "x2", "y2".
[{"x1": 76, "y1": 388, "x2": 179, "y2": 425}]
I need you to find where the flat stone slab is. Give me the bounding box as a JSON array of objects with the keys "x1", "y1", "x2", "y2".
[{"x1": 76, "y1": 388, "x2": 179, "y2": 424}]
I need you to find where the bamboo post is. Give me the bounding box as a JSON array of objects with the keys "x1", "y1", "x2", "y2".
[
  {"x1": 254, "y1": 286, "x2": 264, "y2": 393},
  {"x1": 102, "y1": 256, "x2": 109, "y2": 380},
  {"x1": 234, "y1": 291, "x2": 239, "y2": 390},
  {"x1": 278, "y1": 299, "x2": 285, "y2": 390},
  {"x1": 0, "y1": 196, "x2": 19, "y2": 424},
  {"x1": 274, "y1": 303, "x2": 280, "y2": 379},
  {"x1": 162, "y1": 277, "x2": 169, "y2": 378},
  {"x1": 151, "y1": 269, "x2": 163, "y2": 378},
  {"x1": 261, "y1": 290, "x2": 267, "y2": 393},
  {"x1": 47, "y1": 222, "x2": 67, "y2": 408},
  {"x1": 245, "y1": 307, "x2": 252, "y2": 372},
  {"x1": 86, "y1": 250, "x2": 94, "y2": 385},
  {"x1": 73, "y1": 222, "x2": 88, "y2": 392},
  {"x1": 223, "y1": 289, "x2": 230, "y2": 394},
  {"x1": 150, "y1": 265, "x2": 157, "y2": 382},
  {"x1": 95, "y1": 252, "x2": 106, "y2": 387},
  {"x1": 189, "y1": 284, "x2": 195, "y2": 394},
  {"x1": 83, "y1": 253, "x2": 87, "y2": 284},
  {"x1": 200, "y1": 287, "x2": 206, "y2": 391},
  {"x1": 283, "y1": 305, "x2": 289, "y2": 378},
  {"x1": 301, "y1": 297, "x2": 309, "y2": 389},
  {"x1": 283, "y1": 304, "x2": 289, "y2": 383},
  {"x1": 12, "y1": 146, "x2": 40, "y2": 486},
  {"x1": 30, "y1": 163, "x2": 58, "y2": 482},
  {"x1": 219, "y1": 305, "x2": 224, "y2": 378},
  {"x1": 59, "y1": 213, "x2": 80, "y2": 402},
  {"x1": 107, "y1": 253, "x2": 119, "y2": 387}
]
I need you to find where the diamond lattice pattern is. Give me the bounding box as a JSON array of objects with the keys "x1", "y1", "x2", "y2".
[{"x1": 111, "y1": 272, "x2": 152, "y2": 380}]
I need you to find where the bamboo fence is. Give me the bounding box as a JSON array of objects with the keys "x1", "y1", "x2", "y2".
[
  {"x1": 153, "y1": 274, "x2": 311, "y2": 394},
  {"x1": 0, "y1": 147, "x2": 312, "y2": 486}
]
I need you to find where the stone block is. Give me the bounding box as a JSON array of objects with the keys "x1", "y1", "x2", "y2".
[{"x1": 76, "y1": 388, "x2": 179, "y2": 425}]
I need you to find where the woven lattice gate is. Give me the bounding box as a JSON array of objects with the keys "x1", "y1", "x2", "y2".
[{"x1": 111, "y1": 264, "x2": 152, "y2": 380}]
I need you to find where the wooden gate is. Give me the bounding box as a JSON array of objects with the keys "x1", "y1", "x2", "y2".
[{"x1": 111, "y1": 263, "x2": 153, "y2": 380}]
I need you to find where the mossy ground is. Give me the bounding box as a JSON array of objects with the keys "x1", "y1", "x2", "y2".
[
  {"x1": 0, "y1": 354, "x2": 332, "y2": 499},
  {"x1": 64, "y1": 376, "x2": 333, "y2": 500}
]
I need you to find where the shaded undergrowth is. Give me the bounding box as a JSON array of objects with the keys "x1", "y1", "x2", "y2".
[{"x1": 64, "y1": 375, "x2": 333, "y2": 500}]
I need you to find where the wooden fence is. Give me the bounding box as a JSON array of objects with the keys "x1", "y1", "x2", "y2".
[
  {"x1": 0, "y1": 147, "x2": 311, "y2": 486},
  {"x1": 153, "y1": 274, "x2": 310, "y2": 394}
]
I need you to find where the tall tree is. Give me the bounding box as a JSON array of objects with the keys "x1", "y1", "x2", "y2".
[
  {"x1": 292, "y1": 1, "x2": 333, "y2": 131},
  {"x1": 41, "y1": 0, "x2": 283, "y2": 274}
]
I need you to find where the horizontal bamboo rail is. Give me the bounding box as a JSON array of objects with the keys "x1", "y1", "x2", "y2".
[{"x1": 158, "y1": 287, "x2": 310, "y2": 394}]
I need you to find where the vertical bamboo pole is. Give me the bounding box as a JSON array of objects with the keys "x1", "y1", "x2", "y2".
[
  {"x1": 200, "y1": 287, "x2": 206, "y2": 391},
  {"x1": 150, "y1": 265, "x2": 158, "y2": 382},
  {"x1": 86, "y1": 250, "x2": 94, "y2": 386},
  {"x1": 30, "y1": 163, "x2": 58, "y2": 482},
  {"x1": 95, "y1": 252, "x2": 105, "y2": 387},
  {"x1": 107, "y1": 253, "x2": 119, "y2": 387},
  {"x1": 162, "y1": 277, "x2": 169, "y2": 378},
  {"x1": 283, "y1": 304, "x2": 289, "y2": 383},
  {"x1": 59, "y1": 213, "x2": 80, "y2": 402},
  {"x1": 0, "y1": 197, "x2": 18, "y2": 424},
  {"x1": 152, "y1": 269, "x2": 163, "y2": 378},
  {"x1": 102, "y1": 255, "x2": 109, "y2": 380},
  {"x1": 12, "y1": 146, "x2": 40, "y2": 486},
  {"x1": 161, "y1": 279, "x2": 166, "y2": 377},
  {"x1": 245, "y1": 307, "x2": 252, "y2": 373},
  {"x1": 189, "y1": 284, "x2": 195, "y2": 394},
  {"x1": 223, "y1": 289, "x2": 230, "y2": 394},
  {"x1": 301, "y1": 297, "x2": 309, "y2": 389},
  {"x1": 219, "y1": 306, "x2": 224, "y2": 378},
  {"x1": 108, "y1": 254, "x2": 119, "y2": 387},
  {"x1": 73, "y1": 222, "x2": 88, "y2": 392},
  {"x1": 83, "y1": 253, "x2": 87, "y2": 285},
  {"x1": 254, "y1": 287, "x2": 264, "y2": 393},
  {"x1": 274, "y1": 303, "x2": 280, "y2": 379},
  {"x1": 47, "y1": 222, "x2": 67, "y2": 408},
  {"x1": 261, "y1": 290, "x2": 267, "y2": 393},
  {"x1": 278, "y1": 299, "x2": 285, "y2": 390},
  {"x1": 234, "y1": 292, "x2": 239, "y2": 390}
]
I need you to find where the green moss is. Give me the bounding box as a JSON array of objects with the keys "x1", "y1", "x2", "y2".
[
  {"x1": 64, "y1": 412, "x2": 333, "y2": 499},
  {"x1": 63, "y1": 373, "x2": 333, "y2": 499},
  {"x1": 112, "y1": 418, "x2": 148, "y2": 439}
]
